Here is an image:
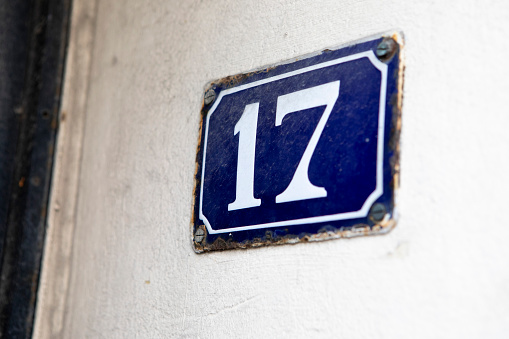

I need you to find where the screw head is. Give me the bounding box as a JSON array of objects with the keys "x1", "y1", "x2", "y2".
[
  {"x1": 204, "y1": 89, "x2": 216, "y2": 105},
  {"x1": 376, "y1": 38, "x2": 396, "y2": 60},
  {"x1": 369, "y1": 203, "x2": 386, "y2": 222},
  {"x1": 195, "y1": 228, "x2": 205, "y2": 243}
]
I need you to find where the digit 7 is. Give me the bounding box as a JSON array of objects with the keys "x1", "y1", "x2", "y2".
[{"x1": 275, "y1": 81, "x2": 340, "y2": 203}]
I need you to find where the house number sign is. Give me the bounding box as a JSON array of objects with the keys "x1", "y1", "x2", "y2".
[{"x1": 192, "y1": 34, "x2": 404, "y2": 252}]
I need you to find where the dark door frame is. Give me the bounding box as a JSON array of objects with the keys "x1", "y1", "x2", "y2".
[{"x1": 0, "y1": 0, "x2": 71, "y2": 337}]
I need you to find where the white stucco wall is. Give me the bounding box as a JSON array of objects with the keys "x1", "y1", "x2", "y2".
[{"x1": 35, "y1": 0, "x2": 509, "y2": 338}]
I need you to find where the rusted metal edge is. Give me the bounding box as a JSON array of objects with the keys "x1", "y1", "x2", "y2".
[
  {"x1": 192, "y1": 218, "x2": 398, "y2": 253},
  {"x1": 191, "y1": 31, "x2": 405, "y2": 253},
  {"x1": 200, "y1": 30, "x2": 404, "y2": 94}
]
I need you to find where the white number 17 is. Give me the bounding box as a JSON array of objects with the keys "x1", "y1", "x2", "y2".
[{"x1": 228, "y1": 81, "x2": 340, "y2": 211}]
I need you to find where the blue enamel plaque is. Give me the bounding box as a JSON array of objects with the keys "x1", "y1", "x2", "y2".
[{"x1": 192, "y1": 34, "x2": 403, "y2": 252}]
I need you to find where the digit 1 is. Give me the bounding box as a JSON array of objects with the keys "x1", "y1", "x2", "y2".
[{"x1": 228, "y1": 103, "x2": 262, "y2": 211}]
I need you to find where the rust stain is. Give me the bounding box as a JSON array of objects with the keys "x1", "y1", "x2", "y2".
[
  {"x1": 387, "y1": 31, "x2": 405, "y2": 197},
  {"x1": 190, "y1": 110, "x2": 205, "y2": 228},
  {"x1": 210, "y1": 67, "x2": 277, "y2": 90},
  {"x1": 19, "y1": 177, "x2": 25, "y2": 187},
  {"x1": 193, "y1": 217, "x2": 397, "y2": 253}
]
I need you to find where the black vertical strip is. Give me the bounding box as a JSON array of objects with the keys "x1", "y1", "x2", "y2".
[
  {"x1": 0, "y1": 2, "x2": 32, "y2": 276},
  {"x1": 0, "y1": 0, "x2": 71, "y2": 337}
]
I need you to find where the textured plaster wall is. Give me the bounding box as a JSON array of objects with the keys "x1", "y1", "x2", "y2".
[{"x1": 36, "y1": 0, "x2": 509, "y2": 338}]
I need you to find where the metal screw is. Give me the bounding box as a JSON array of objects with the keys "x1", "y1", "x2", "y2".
[
  {"x1": 376, "y1": 39, "x2": 396, "y2": 60},
  {"x1": 195, "y1": 228, "x2": 205, "y2": 243},
  {"x1": 204, "y1": 89, "x2": 216, "y2": 105},
  {"x1": 370, "y1": 203, "x2": 386, "y2": 222}
]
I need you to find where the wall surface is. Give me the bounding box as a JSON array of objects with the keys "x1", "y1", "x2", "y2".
[{"x1": 35, "y1": 0, "x2": 509, "y2": 338}]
